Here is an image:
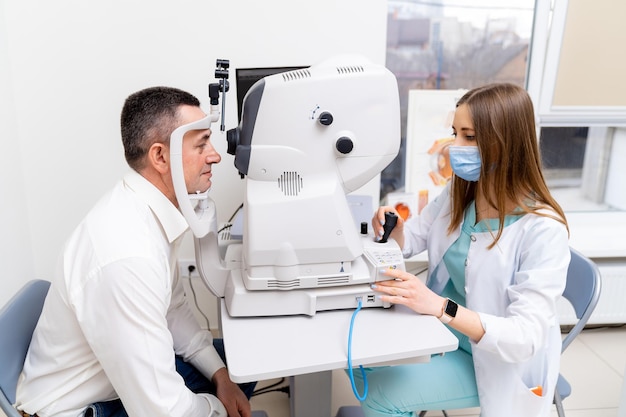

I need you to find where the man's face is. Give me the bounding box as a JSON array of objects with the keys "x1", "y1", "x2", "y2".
[{"x1": 178, "y1": 105, "x2": 222, "y2": 194}]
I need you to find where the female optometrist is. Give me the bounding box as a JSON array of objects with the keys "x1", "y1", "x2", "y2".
[{"x1": 360, "y1": 83, "x2": 570, "y2": 417}]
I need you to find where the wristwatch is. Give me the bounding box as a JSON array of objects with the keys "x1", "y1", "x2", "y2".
[{"x1": 439, "y1": 298, "x2": 458, "y2": 324}]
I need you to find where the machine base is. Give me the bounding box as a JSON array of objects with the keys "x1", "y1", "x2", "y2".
[{"x1": 224, "y1": 268, "x2": 391, "y2": 317}]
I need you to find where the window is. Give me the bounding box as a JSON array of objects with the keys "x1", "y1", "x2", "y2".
[
  {"x1": 541, "y1": 125, "x2": 626, "y2": 212},
  {"x1": 530, "y1": 0, "x2": 626, "y2": 213},
  {"x1": 383, "y1": 0, "x2": 626, "y2": 215},
  {"x1": 382, "y1": 0, "x2": 535, "y2": 200}
]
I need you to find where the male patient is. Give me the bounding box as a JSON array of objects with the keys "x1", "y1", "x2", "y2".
[{"x1": 16, "y1": 87, "x2": 253, "y2": 417}]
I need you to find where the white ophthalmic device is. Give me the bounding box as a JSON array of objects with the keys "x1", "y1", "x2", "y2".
[{"x1": 171, "y1": 55, "x2": 405, "y2": 317}]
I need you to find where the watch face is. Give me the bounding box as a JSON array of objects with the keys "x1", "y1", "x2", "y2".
[{"x1": 445, "y1": 299, "x2": 458, "y2": 318}]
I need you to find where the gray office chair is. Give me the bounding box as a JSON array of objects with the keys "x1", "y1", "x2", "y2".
[
  {"x1": 554, "y1": 247, "x2": 601, "y2": 417},
  {"x1": 0, "y1": 279, "x2": 50, "y2": 417},
  {"x1": 336, "y1": 247, "x2": 602, "y2": 417},
  {"x1": 0, "y1": 280, "x2": 268, "y2": 417}
]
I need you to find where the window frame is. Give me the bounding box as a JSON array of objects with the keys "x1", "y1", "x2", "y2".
[
  {"x1": 526, "y1": 0, "x2": 626, "y2": 258},
  {"x1": 527, "y1": 0, "x2": 626, "y2": 127}
]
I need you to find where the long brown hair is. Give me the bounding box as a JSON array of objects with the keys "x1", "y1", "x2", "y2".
[{"x1": 448, "y1": 83, "x2": 568, "y2": 247}]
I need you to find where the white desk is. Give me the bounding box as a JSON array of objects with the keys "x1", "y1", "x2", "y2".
[{"x1": 220, "y1": 303, "x2": 458, "y2": 417}]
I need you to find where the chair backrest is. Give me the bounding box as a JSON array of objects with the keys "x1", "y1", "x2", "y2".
[
  {"x1": 560, "y1": 248, "x2": 602, "y2": 352},
  {"x1": 0, "y1": 279, "x2": 50, "y2": 415}
]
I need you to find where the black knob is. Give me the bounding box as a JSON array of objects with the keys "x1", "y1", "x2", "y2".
[
  {"x1": 208, "y1": 83, "x2": 221, "y2": 105},
  {"x1": 336, "y1": 137, "x2": 353, "y2": 154},
  {"x1": 318, "y1": 112, "x2": 333, "y2": 126},
  {"x1": 216, "y1": 59, "x2": 230, "y2": 69},
  {"x1": 360, "y1": 222, "x2": 368, "y2": 235},
  {"x1": 215, "y1": 69, "x2": 229, "y2": 79},
  {"x1": 226, "y1": 128, "x2": 239, "y2": 155},
  {"x1": 379, "y1": 212, "x2": 398, "y2": 243}
]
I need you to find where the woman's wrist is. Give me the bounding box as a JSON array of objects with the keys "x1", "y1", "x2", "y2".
[{"x1": 432, "y1": 295, "x2": 447, "y2": 318}]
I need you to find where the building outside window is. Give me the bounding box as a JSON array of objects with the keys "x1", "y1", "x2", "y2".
[{"x1": 382, "y1": 0, "x2": 624, "y2": 214}]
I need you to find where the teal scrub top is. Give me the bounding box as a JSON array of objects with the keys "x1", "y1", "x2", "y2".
[{"x1": 441, "y1": 201, "x2": 523, "y2": 354}]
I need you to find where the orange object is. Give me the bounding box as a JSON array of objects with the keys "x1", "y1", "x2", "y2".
[
  {"x1": 427, "y1": 137, "x2": 454, "y2": 186},
  {"x1": 394, "y1": 203, "x2": 411, "y2": 221},
  {"x1": 530, "y1": 386, "x2": 543, "y2": 397},
  {"x1": 418, "y1": 189, "x2": 429, "y2": 214}
]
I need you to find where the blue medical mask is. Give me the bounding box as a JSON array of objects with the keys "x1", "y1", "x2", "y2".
[{"x1": 448, "y1": 145, "x2": 481, "y2": 182}]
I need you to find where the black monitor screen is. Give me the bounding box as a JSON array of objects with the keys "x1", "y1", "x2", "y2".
[{"x1": 235, "y1": 66, "x2": 308, "y2": 121}]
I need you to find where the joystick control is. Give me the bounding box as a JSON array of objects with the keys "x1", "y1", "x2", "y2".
[{"x1": 378, "y1": 211, "x2": 398, "y2": 243}]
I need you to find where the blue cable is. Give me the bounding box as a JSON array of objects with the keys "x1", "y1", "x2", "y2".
[{"x1": 347, "y1": 298, "x2": 368, "y2": 402}]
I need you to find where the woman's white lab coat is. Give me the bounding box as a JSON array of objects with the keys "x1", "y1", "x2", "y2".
[{"x1": 402, "y1": 184, "x2": 570, "y2": 417}]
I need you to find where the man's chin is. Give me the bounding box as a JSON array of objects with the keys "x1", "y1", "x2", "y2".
[{"x1": 188, "y1": 185, "x2": 211, "y2": 195}]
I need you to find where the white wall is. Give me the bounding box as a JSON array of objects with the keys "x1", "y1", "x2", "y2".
[
  {"x1": 0, "y1": 0, "x2": 388, "y2": 306},
  {"x1": 0, "y1": 0, "x2": 36, "y2": 305}
]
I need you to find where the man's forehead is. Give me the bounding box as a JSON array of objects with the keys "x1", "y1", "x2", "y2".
[{"x1": 177, "y1": 105, "x2": 207, "y2": 124}]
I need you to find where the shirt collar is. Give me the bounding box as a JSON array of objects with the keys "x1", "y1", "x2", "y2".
[{"x1": 123, "y1": 170, "x2": 189, "y2": 243}]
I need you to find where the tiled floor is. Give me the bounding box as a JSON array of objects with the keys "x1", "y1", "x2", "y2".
[{"x1": 250, "y1": 325, "x2": 626, "y2": 417}]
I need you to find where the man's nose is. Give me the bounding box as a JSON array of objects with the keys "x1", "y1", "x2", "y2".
[{"x1": 207, "y1": 147, "x2": 221, "y2": 163}]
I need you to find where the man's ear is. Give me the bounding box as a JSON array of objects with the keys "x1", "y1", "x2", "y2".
[{"x1": 147, "y1": 142, "x2": 170, "y2": 174}]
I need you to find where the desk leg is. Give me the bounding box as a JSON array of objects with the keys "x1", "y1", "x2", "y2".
[
  {"x1": 289, "y1": 371, "x2": 332, "y2": 417},
  {"x1": 617, "y1": 362, "x2": 626, "y2": 417}
]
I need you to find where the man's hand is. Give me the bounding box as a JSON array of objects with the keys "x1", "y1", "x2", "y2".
[{"x1": 212, "y1": 367, "x2": 251, "y2": 417}]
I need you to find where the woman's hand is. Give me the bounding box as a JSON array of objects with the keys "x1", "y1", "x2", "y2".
[
  {"x1": 372, "y1": 206, "x2": 405, "y2": 249},
  {"x1": 373, "y1": 269, "x2": 486, "y2": 343},
  {"x1": 371, "y1": 268, "x2": 444, "y2": 317}
]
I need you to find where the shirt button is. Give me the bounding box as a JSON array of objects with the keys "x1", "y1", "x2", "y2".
[{"x1": 470, "y1": 234, "x2": 477, "y2": 242}]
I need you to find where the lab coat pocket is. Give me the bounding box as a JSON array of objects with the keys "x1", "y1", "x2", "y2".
[
  {"x1": 509, "y1": 372, "x2": 545, "y2": 415},
  {"x1": 520, "y1": 351, "x2": 548, "y2": 395},
  {"x1": 511, "y1": 352, "x2": 551, "y2": 415},
  {"x1": 476, "y1": 360, "x2": 548, "y2": 417},
  {"x1": 520, "y1": 353, "x2": 548, "y2": 389}
]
